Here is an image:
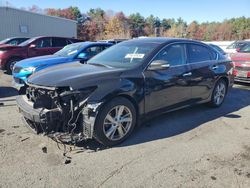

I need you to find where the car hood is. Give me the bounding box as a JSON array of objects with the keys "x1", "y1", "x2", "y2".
[
  {"x1": 28, "y1": 62, "x2": 124, "y2": 89},
  {"x1": 0, "y1": 44, "x2": 22, "y2": 50},
  {"x1": 15, "y1": 55, "x2": 70, "y2": 68},
  {"x1": 231, "y1": 52, "x2": 250, "y2": 61}
]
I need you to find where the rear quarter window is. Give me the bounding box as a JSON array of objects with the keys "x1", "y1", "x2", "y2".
[
  {"x1": 187, "y1": 44, "x2": 214, "y2": 63},
  {"x1": 35, "y1": 38, "x2": 52, "y2": 48},
  {"x1": 52, "y1": 38, "x2": 67, "y2": 47}
]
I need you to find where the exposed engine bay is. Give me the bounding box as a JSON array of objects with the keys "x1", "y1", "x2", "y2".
[{"x1": 17, "y1": 84, "x2": 99, "y2": 143}]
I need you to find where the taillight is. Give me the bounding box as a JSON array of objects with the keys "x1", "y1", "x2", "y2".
[{"x1": 233, "y1": 69, "x2": 238, "y2": 76}]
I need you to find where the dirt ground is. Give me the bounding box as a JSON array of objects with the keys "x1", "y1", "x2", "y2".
[{"x1": 0, "y1": 71, "x2": 250, "y2": 188}]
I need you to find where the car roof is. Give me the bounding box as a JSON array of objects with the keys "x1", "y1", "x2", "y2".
[
  {"x1": 235, "y1": 40, "x2": 250, "y2": 44},
  {"x1": 7, "y1": 37, "x2": 30, "y2": 39},
  {"x1": 30, "y1": 36, "x2": 78, "y2": 40},
  {"x1": 71, "y1": 41, "x2": 113, "y2": 46},
  {"x1": 124, "y1": 37, "x2": 201, "y2": 45}
]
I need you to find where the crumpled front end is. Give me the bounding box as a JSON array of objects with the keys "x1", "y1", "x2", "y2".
[{"x1": 16, "y1": 83, "x2": 100, "y2": 142}]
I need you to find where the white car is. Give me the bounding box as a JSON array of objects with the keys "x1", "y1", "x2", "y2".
[{"x1": 225, "y1": 41, "x2": 250, "y2": 55}]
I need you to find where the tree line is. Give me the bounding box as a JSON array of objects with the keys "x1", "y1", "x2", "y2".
[{"x1": 28, "y1": 5, "x2": 250, "y2": 41}]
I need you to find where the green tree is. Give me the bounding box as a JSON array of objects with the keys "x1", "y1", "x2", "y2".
[
  {"x1": 161, "y1": 18, "x2": 174, "y2": 31},
  {"x1": 128, "y1": 13, "x2": 145, "y2": 37}
]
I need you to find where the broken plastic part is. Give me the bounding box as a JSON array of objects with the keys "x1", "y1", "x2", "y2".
[{"x1": 86, "y1": 102, "x2": 103, "y2": 112}]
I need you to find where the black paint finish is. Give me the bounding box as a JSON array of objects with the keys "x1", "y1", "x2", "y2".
[{"x1": 27, "y1": 38, "x2": 234, "y2": 122}]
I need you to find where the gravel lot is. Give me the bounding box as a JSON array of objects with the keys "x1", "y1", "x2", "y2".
[{"x1": 0, "y1": 70, "x2": 250, "y2": 188}]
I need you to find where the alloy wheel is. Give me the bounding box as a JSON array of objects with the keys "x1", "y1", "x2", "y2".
[
  {"x1": 214, "y1": 82, "x2": 226, "y2": 105},
  {"x1": 103, "y1": 105, "x2": 133, "y2": 141}
]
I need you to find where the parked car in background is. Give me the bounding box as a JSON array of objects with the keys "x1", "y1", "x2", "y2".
[
  {"x1": 231, "y1": 43, "x2": 250, "y2": 83},
  {"x1": 0, "y1": 37, "x2": 30, "y2": 46},
  {"x1": 208, "y1": 44, "x2": 227, "y2": 56},
  {"x1": 13, "y1": 42, "x2": 113, "y2": 91},
  {"x1": 0, "y1": 36, "x2": 82, "y2": 73},
  {"x1": 225, "y1": 41, "x2": 250, "y2": 55},
  {"x1": 98, "y1": 39, "x2": 128, "y2": 44},
  {"x1": 16, "y1": 38, "x2": 234, "y2": 146}
]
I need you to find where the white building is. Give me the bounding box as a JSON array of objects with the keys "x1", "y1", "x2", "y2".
[{"x1": 0, "y1": 6, "x2": 77, "y2": 40}]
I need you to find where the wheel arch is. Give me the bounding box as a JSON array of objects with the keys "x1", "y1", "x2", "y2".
[
  {"x1": 97, "y1": 94, "x2": 140, "y2": 126},
  {"x1": 217, "y1": 76, "x2": 229, "y2": 91},
  {"x1": 5, "y1": 56, "x2": 24, "y2": 69}
]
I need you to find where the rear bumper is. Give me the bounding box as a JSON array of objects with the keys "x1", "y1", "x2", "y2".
[{"x1": 234, "y1": 77, "x2": 250, "y2": 83}]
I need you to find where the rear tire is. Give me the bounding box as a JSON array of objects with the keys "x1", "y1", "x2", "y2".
[
  {"x1": 208, "y1": 79, "x2": 227, "y2": 108},
  {"x1": 94, "y1": 97, "x2": 136, "y2": 147},
  {"x1": 6, "y1": 57, "x2": 22, "y2": 74}
]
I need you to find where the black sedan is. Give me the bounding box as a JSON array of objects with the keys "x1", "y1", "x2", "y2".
[{"x1": 16, "y1": 38, "x2": 234, "y2": 146}]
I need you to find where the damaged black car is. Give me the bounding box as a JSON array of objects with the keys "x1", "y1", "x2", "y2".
[{"x1": 16, "y1": 38, "x2": 234, "y2": 146}]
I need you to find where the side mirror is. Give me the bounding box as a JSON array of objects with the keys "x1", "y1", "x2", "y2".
[
  {"x1": 148, "y1": 60, "x2": 170, "y2": 71},
  {"x1": 236, "y1": 48, "x2": 240, "y2": 52},
  {"x1": 77, "y1": 52, "x2": 87, "y2": 59},
  {"x1": 29, "y1": 44, "x2": 36, "y2": 48},
  {"x1": 77, "y1": 53, "x2": 89, "y2": 63},
  {"x1": 76, "y1": 52, "x2": 89, "y2": 63}
]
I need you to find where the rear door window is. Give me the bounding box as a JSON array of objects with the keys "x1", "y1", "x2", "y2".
[
  {"x1": 52, "y1": 38, "x2": 67, "y2": 47},
  {"x1": 17, "y1": 38, "x2": 28, "y2": 45},
  {"x1": 35, "y1": 38, "x2": 52, "y2": 48},
  {"x1": 187, "y1": 44, "x2": 212, "y2": 63}
]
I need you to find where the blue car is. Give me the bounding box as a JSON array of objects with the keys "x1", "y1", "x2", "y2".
[{"x1": 12, "y1": 42, "x2": 112, "y2": 89}]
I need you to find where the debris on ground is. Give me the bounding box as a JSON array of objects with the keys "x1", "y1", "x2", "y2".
[
  {"x1": 21, "y1": 137, "x2": 30, "y2": 142},
  {"x1": 12, "y1": 126, "x2": 19, "y2": 128},
  {"x1": 42, "y1": 146, "x2": 47, "y2": 153},
  {"x1": 64, "y1": 159, "x2": 71, "y2": 164},
  {"x1": 211, "y1": 176, "x2": 217, "y2": 180}
]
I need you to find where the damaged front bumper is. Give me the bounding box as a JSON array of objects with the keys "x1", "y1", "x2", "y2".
[
  {"x1": 16, "y1": 95, "x2": 62, "y2": 129},
  {"x1": 16, "y1": 94, "x2": 100, "y2": 142}
]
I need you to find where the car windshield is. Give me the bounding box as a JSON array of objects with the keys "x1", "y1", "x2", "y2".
[
  {"x1": 87, "y1": 42, "x2": 159, "y2": 68},
  {"x1": 18, "y1": 38, "x2": 36, "y2": 46},
  {"x1": 0, "y1": 38, "x2": 11, "y2": 44},
  {"x1": 239, "y1": 44, "x2": 250, "y2": 53},
  {"x1": 227, "y1": 42, "x2": 236, "y2": 49},
  {"x1": 54, "y1": 43, "x2": 83, "y2": 57}
]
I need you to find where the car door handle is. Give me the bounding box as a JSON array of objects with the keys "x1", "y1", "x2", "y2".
[
  {"x1": 182, "y1": 72, "x2": 192, "y2": 77},
  {"x1": 212, "y1": 65, "x2": 219, "y2": 70}
]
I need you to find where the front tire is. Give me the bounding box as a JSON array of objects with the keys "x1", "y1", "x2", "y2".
[
  {"x1": 6, "y1": 57, "x2": 22, "y2": 74},
  {"x1": 94, "y1": 97, "x2": 136, "y2": 146},
  {"x1": 209, "y1": 79, "x2": 227, "y2": 107}
]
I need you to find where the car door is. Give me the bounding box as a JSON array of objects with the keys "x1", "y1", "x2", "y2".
[
  {"x1": 144, "y1": 43, "x2": 192, "y2": 113},
  {"x1": 186, "y1": 43, "x2": 218, "y2": 101},
  {"x1": 51, "y1": 37, "x2": 68, "y2": 54},
  {"x1": 28, "y1": 37, "x2": 52, "y2": 57}
]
